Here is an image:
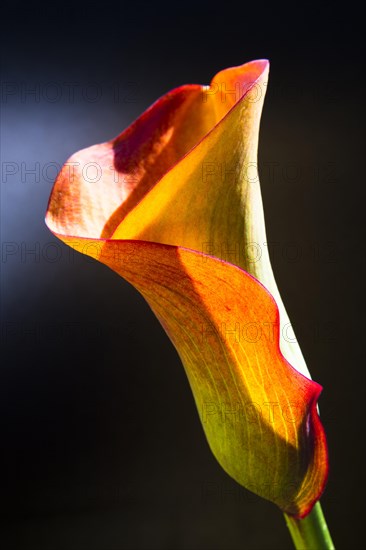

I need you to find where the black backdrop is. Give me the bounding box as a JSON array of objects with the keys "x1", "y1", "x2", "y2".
[{"x1": 1, "y1": 1, "x2": 365, "y2": 548}]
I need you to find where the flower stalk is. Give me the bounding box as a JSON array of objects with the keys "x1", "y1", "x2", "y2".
[{"x1": 285, "y1": 503, "x2": 335, "y2": 549}]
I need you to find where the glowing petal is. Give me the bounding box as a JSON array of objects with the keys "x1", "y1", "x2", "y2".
[{"x1": 45, "y1": 60, "x2": 329, "y2": 517}]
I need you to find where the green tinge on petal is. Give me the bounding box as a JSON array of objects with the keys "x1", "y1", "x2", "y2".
[
  {"x1": 51, "y1": 235, "x2": 328, "y2": 518},
  {"x1": 104, "y1": 240, "x2": 328, "y2": 518}
]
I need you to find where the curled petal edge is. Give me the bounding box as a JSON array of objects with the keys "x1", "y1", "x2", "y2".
[{"x1": 47, "y1": 234, "x2": 329, "y2": 518}]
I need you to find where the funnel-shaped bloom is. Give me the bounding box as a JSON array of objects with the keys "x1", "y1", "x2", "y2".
[{"x1": 46, "y1": 60, "x2": 328, "y2": 517}]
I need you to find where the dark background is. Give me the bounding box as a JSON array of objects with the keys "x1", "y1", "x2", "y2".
[{"x1": 1, "y1": 1, "x2": 365, "y2": 548}]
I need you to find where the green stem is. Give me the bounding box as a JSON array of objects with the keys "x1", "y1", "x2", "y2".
[{"x1": 284, "y1": 502, "x2": 335, "y2": 550}]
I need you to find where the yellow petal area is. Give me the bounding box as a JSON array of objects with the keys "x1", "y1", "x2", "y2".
[
  {"x1": 111, "y1": 61, "x2": 268, "y2": 253},
  {"x1": 109, "y1": 61, "x2": 310, "y2": 378},
  {"x1": 46, "y1": 83, "x2": 216, "y2": 239}
]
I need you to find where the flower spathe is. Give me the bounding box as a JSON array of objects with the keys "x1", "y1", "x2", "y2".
[{"x1": 46, "y1": 60, "x2": 328, "y2": 517}]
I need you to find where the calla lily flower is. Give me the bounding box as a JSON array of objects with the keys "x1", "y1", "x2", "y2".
[{"x1": 46, "y1": 60, "x2": 328, "y2": 518}]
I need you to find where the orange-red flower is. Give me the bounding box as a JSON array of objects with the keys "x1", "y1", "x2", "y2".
[{"x1": 46, "y1": 60, "x2": 328, "y2": 518}]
